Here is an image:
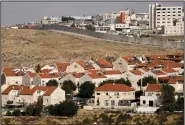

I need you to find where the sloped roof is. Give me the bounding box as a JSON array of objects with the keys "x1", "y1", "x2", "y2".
[
  {"x1": 161, "y1": 68, "x2": 177, "y2": 73},
  {"x1": 103, "y1": 70, "x2": 121, "y2": 75},
  {"x1": 39, "y1": 73, "x2": 59, "y2": 78},
  {"x1": 4, "y1": 71, "x2": 24, "y2": 77},
  {"x1": 145, "y1": 84, "x2": 162, "y2": 92},
  {"x1": 168, "y1": 76, "x2": 184, "y2": 84},
  {"x1": 94, "y1": 59, "x2": 113, "y2": 68},
  {"x1": 122, "y1": 56, "x2": 141, "y2": 65},
  {"x1": 2, "y1": 85, "x2": 29, "y2": 95},
  {"x1": 95, "y1": 84, "x2": 134, "y2": 92},
  {"x1": 76, "y1": 61, "x2": 95, "y2": 70},
  {"x1": 56, "y1": 62, "x2": 70, "y2": 72},
  {"x1": 88, "y1": 72, "x2": 107, "y2": 79},
  {"x1": 129, "y1": 70, "x2": 144, "y2": 75},
  {"x1": 2, "y1": 67, "x2": 15, "y2": 72}
]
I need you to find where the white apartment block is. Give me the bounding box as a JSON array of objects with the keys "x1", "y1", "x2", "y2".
[{"x1": 149, "y1": 3, "x2": 184, "y2": 35}]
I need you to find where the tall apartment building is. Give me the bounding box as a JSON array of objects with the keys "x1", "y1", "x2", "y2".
[{"x1": 149, "y1": 3, "x2": 184, "y2": 35}]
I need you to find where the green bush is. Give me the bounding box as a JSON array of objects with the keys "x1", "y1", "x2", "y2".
[
  {"x1": 6, "y1": 111, "x2": 12, "y2": 116},
  {"x1": 12, "y1": 109, "x2": 21, "y2": 116}
]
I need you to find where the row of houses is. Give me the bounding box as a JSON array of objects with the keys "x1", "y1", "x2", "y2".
[{"x1": 1, "y1": 53, "x2": 184, "y2": 112}]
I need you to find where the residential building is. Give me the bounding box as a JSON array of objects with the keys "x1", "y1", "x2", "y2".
[
  {"x1": 138, "y1": 84, "x2": 162, "y2": 113},
  {"x1": 90, "y1": 58, "x2": 113, "y2": 70},
  {"x1": 1, "y1": 72, "x2": 24, "y2": 85},
  {"x1": 102, "y1": 70, "x2": 122, "y2": 80},
  {"x1": 94, "y1": 84, "x2": 135, "y2": 108},
  {"x1": 22, "y1": 73, "x2": 35, "y2": 85},
  {"x1": 66, "y1": 61, "x2": 95, "y2": 73},
  {"x1": 79, "y1": 71, "x2": 107, "y2": 87},
  {"x1": 140, "y1": 84, "x2": 162, "y2": 107},
  {"x1": 168, "y1": 76, "x2": 184, "y2": 93},
  {"x1": 56, "y1": 62, "x2": 70, "y2": 73},
  {"x1": 1, "y1": 85, "x2": 65, "y2": 107},
  {"x1": 33, "y1": 73, "x2": 60, "y2": 86},
  {"x1": 149, "y1": 3, "x2": 184, "y2": 35},
  {"x1": 113, "y1": 56, "x2": 142, "y2": 73},
  {"x1": 161, "y1": 68, "x2": 179, "y2": 76}
]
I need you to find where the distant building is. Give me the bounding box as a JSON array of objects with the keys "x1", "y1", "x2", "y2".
[{"x1": 149, "y1": 3, "x2": 184, "y2": 35}]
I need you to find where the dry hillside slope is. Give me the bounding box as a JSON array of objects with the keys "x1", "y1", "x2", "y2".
[{"x1": 2, "y1": 28, "x2": 183, "y2": 67}]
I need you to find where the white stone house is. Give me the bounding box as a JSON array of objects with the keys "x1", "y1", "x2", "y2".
[
  {"x1": 1, "y1": 72, "x2": 24, "y2": 85},
  {"x1": 94, "y1": 84, "x2": 135, "y2": 108},
  {"x1": 79, "y1": 71, "x2": 107, "y2": 87},
  {"x1": 1, "y1": 85, "x2": 65, "y2": 107},
  {"x1": 66, "y1": 61, "x2": 95, "y2": 73},
  {"x1": 167, "y1": 76, "x2": 184, "y2": 94},
  {"x1": 103, "y1": 70, "x2": 122, "y2": 80},
  {"x1": 140, "y1": 84, "x2": 162, "y2": 108},
  {"x1": 113, "y1": 56, "x2": 142, "y2": 73},
  {"x1": 33, "y1": 73, "x2": 60, "y2": 86},
  {"x1": 59, "y1": 72, "x2": 84, "y2": 86},
  {"x1": 22, "y1": 73, "x2": 35, "y2": 85}
]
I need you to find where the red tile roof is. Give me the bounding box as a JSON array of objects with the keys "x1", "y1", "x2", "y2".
[
  {"x1": 103, "y1": 70, "x2": 121, "y2": 75},
  {"x1": 88, "y1": 72, "x2": 107, "y2": 79},
  {"x1": 19, "y1": 86, "x2": 57, "y2": 96},
  {"x1": 146, "y1": 55, "x2": 167, "y2": 60},
  {"x1": 94, "y1": 59, "x2": 113, "y2": 68},
  {"x1": 95, "y1": 84, "x2": 134, "y2": 92},
  {"x1": 4, "y1": 72, "x2": 24, "y2": 77},
  {"x1": 168, "y1": 76, "x2": 184, "y2": 84},
  {"x1": 41, "y1": 69, "x2": 53, "y2": 73},
  {"x1": 122, "y1": 56, "x2": 141, "y2": 65},
  {"x1": 2, "y1": 68, "x2": 15, "y2": 72},
  {"x1": 161, "y1": 68, "x2": 177, "y2": 73},
  {"x1": 145, "y1": 84, "x2": 162, "y2": 92},
  {"x1": 129, "y1": 70, "x2": 144, "y2": 75},
  {"x1": 28, "y1": 73, "x2": 35, "y2": 78},
  {"x1": 2, "y1": 85, "x2": 29, "y2": 95},
  {"x1": 76, "y1": 61, "x2": 95, "y2": 70},
  {"x1": 152, "y1": 70, "x2": 166, "y2": 76},
  {"x1": 56, "y1": 62, "x2": 70, "y2": 72},
  {"x1": 39, "y1": 73, "x2": 59, "y2": 78}
]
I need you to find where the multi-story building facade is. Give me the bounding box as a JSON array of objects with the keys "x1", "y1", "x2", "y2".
[{"x1": 149, "y1": 3, "x2": 184, "y2": 35}]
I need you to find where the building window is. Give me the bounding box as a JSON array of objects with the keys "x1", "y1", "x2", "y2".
[
  {"x1": 178, "y1": 11, "x2": 181, "y2": 13},
  {"x1": 178, "y1": 8, "x2": 181, "y2": 10},
  {"x1": 173, "y1": 8, "x2": 176, "y2": 10},
  {"x1": 46, "y1": 99, "x2": 48, "y2": 103},
  {"x1": 106, "y1": 92, "x2": 109, "y2": 96},
  {"x1": 143, "y1": 100, "x2": 146, "y2": 104},
  {"x1": 173, "y1": 11, "x2": 176, "y2": 13},
  {"x1": 111, "y1": 100, "x2": 115, "y2": 106},
  {"x1": 96, "y1": 93, "x2": 100, "y2": 95},
  {"x1": 148, "y1": 93, "x2": 152, "y2": 96},
  {"x1": 104, "y1": 100, "x2": 109, "y2": 106},
  {"x1": 162, "y1": 8, "x2": 166, "y2": 10}
]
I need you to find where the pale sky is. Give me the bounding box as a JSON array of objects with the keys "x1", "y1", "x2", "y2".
[{"x1": 1, "y1": 1, "x2": 183, "y2": 26}]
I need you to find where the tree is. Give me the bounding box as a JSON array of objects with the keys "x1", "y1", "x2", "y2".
[
  {"x1": 79, "y1": 81, "x2": 95, "y2": 98},
  {"x1": 62, "y1": 80, "x2": 77, "y2": 99},
  {"x1": 6, "y1": 111, "x2": 12, "y2": 116},
  {"x1": 99, "y1": 78, "x2": 132, "y2": 87},
  {"x1": 175, "y1": 96, "x2": 184, "y2": 111},
  {"x1": 34, "y1": 97, "x2": 43, "y2": 116},
  {"x1": 12, "y1": 109, "x2": 21, "y2": 116},
  {"x1": 161, "y1": 84, "x2": 175, "y2": 112},
  {"x1": 85, "y1": 24, "x2": 95, "y2": 31},
  {"x1": 45, "y1": 100, "x2": 78, "y2": 116},
  {"x1": 26, "y1": 104, "x2": 35, "y2": 116},
  {"x1": 35, "y1": 64, "x2": 41, "y2": 73},
  {"x1": 46, "y1": 79, "x2": 58, "y2": 87},
  {"x1": 137, "y1": 76, "x2": 157, "y2": 87}
]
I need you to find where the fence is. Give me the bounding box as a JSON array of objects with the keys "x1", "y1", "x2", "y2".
[{"x1": 40, "y1": 24, "x2": 184, "y2": 49}]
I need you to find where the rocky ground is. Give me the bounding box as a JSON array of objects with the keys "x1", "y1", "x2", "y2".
[
  {"x1": 2, "y1": 28, "x2": 183, "y2": 68},
  {"x1": 1, "y1": 109, "x2": 184, "y2": 125}
]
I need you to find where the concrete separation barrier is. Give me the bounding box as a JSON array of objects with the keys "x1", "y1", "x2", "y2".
[{"x1": 40, "y1": 24, "x2": 184, "y2": 50}]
